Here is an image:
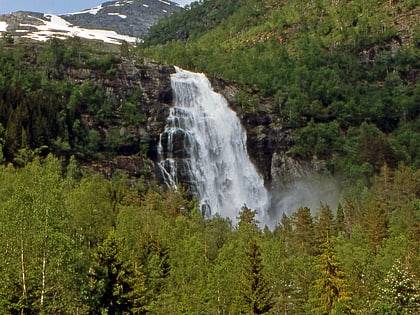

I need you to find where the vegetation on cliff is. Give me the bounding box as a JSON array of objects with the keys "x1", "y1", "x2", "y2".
[
  {"x1": 142, "y1": 0, "x2": 420, "y2": 185},
  {"x1": 0, "y1": 37, "x2": 172, "y2": 183}
]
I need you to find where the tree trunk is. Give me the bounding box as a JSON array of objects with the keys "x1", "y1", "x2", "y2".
[
  {"x1": 40, "y1": 207, "x2": 49, "y2": 307},
  {"x1": 20, "y1": 236, "x2": 27, "y2": 315}
]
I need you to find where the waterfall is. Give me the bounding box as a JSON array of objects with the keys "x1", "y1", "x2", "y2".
[{"x1": 158, "y1": 67, "x2": 269, "y2": 223}]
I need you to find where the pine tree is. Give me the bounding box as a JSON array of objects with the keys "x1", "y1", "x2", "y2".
[
  {"x1": 335, "y1": 225, "x2": 377, "y2": 311},
  {"x1": 309, "y1": 238, "x2": 353, "y2": 314},
  {"x1": 335, "y1": 203, "x2": 346, "y2": 235},
  {"x1": 240, "y1": 237, "x2": 273, "y2": 315},
  {"x1": 315, "y1": 203, "x2": 336, "y2": 244},
  {"x1": 291, "y1": 207, "x2": 316, "y2": 255},
  {"x1": 86, "y1": 230, "x2": 148, "y2": 314},
  {"x1": 237, "y1": 205, "x2": 260, "y2": 237},
  {"x1": 364, "y1": 202, "x2": 388, "y2": 254}
]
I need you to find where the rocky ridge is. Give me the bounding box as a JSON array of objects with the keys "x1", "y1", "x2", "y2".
[
  {"x1": 63, "y1": 0, "x2": 181, "y2": 38},
  {"x1": 0, "y1": 0, "x2": 181, "y2": 43}
]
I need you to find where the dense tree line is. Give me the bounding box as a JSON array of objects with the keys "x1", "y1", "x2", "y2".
[{"x1": 0, "y1": 156, "x2": 418, "y2": 314}]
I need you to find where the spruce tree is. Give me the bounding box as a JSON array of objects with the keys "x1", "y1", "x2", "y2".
[
  {"x1": 335, "y1": 203, "x2": 346, "y2": 235},
  {"x1": 240, "y1": 237, "x2": 273, "y2": 315},
  {"x1": 309, "y1": 238, "x2": 353, "y2": 314},
  {"x1": 315, "y1": 203, "x2": 336, "y2": 244},
  {"x1": 291, "y1": 207, "x2": 316, "y2": 255},
  {"x1": 86, "y1": 230, "x2": 148, "y2": 314}
]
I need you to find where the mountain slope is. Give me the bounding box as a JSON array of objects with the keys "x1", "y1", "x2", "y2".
[
  {"x1": 141, "y1": 0, "x2": 419, "y2": 184},
  {"x1": 0, "y1": 0, "x2": 181, "y2": 44},
  {"x1": 64, "y1": 0, "x2": 181, "y2": 38}
]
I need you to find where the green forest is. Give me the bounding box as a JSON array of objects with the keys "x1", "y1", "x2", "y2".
[
  {"x1": 0, "y1": 155, "x2": 419, "y2": 314},
  {"x1": 0, "y1": 0, "x2": 419, "y2": 313},
  {"x1": 0, "y1": 37, "x2": 153, "y2": 165},
  {"x1": 142, "y1": 0, "x2": 420, "y2": 184}
]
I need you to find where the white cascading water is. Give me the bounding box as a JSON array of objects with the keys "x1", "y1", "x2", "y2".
[{"x1": 158, "y1": 67, "x2": 269, "y2": 223}]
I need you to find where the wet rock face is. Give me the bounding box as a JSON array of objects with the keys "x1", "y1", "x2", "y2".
[
  {"x1": 157, "y1": 123, "x2": 197, "y2": 194},
  {"x1": 211, "y1": 79, "x2": 309, "y2": 190}
]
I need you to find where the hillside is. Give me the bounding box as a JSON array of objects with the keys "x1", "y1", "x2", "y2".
[
  {"x1": 0, "y1": 1, "x2": 419, "y2": 314},
  {"x1": 0, "y1": 38, "x2": 175, "y2": 183},
  {"x1": 142, "y1": 0, "x2": 420, "y2": 186}
]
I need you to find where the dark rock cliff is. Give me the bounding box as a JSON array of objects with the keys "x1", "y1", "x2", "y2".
[
  {"x1": 63, "y1": 0, "x2": 181, "y2": 38},
  {"x1": 66, "y1": 57, "x2": 175, "y2": 181},
  {"x1": 210, "y1": 77, "x2": 308, "y2": 192},
  {"x1": 71, "y1": 59, "x2": 302, "y2": 193},
  {"x1": 0, "y1": 0, "x2": 182, "y2": 42}
]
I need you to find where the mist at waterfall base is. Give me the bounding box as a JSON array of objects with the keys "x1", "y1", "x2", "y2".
[
  {"x1": 158, "y1": 68, "x2": 340, "y2": 228},
  {"x1": 269, "y1": 176, "x2": 341, "y2": 222}
]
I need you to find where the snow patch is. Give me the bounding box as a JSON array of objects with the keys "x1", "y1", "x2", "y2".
[
  {"x1": 65, "y1": 4, "x2": 103, "y2": 16},
  {"x1": 23, "y1": 14, "x2": 137, "y2": 45},
  {"x1": 110, "y1": 0, "x2": 134, "y2": 7},
  {"x1": 158, "y1": 0, "x2": 171, "y2": 5},
  {"x1": 0, "y1": 21, "x2": 8, "y2": 32},
  {"x1": 143, "y1": 4, "x2": 150, "y2": 8},
  {"x1": 108, "y1": 12, "x2": 127, "y2": 19}
]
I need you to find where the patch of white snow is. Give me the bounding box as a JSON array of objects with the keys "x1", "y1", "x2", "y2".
[
  {"x1": 108, "y1": 12, "x2": 127, "y2": 19},
  {"x1": 143, "y1": 4, "x2": 150, "y2": 8},
  {"x1": 158, "y1": 0, "x2": 171, "y2": 5},
  {"x1": 65, "y1": 4, "x2": 103, "y2": 16},
  {"x1": 23, "y1": 14, "x2": 137, "y2": 45},
  {"x1": 0, "y1": 21, "x2": 8, "y2": 32}
]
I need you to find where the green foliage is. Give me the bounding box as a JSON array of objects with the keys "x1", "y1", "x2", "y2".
[
  {"x1": 119, "y1": 88, "x2": 146, "y2": 126},
  {"x1": 240, "y1": 237, "x2": 273, "y2": 314},
  {"x1": 0, "y1": 156, "x2": 76, "y2": 313},
  {"x1": 373, "y1": 259, "x2": 420, "y2": 314},
  {"x1": 141, "y1": 0, "x2": 419, "y2": 184},
  {"x1": 143, "y1": 0, "x2": 243, "y2": 46},
  {"x1": 0, "y1": 153, "x2": 417, "y2": 313},
  {"x1": 0, "y1": 123, "x2": 5, "y2": 163},
  {"x1": 85, "y1": 53, "x2": 120, "y2": 73},
  {"x1": 0, "y1": 2, "x2": 418, "y2": 313},
  {"x1": 2, "y1": 32, "x2": 14, "y2": 45},
  {"x1": 86, "y1": 230, "x2": 148, "y2": 314},
  {"x1": 309, "y1": 238, "x2": 353, "y2": 314},
  {"x1": 291, "y1": 120, "x2": 342, "y2": 160},
  {"x1": 0, "y1": 40, "x2": 156, "y2": 162}
]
